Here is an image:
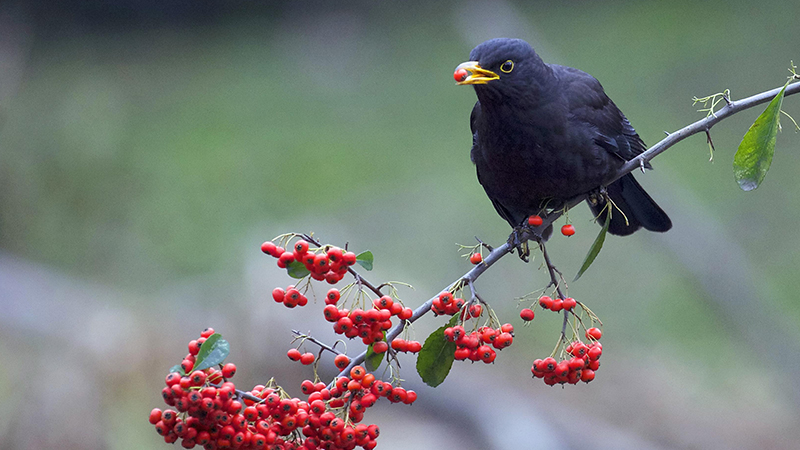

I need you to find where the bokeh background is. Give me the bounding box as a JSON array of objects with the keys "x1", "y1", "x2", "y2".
[{"x1": 2, "y1": 1, "x2": 800, "y2": 449}]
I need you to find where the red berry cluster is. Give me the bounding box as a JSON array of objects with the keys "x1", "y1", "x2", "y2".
[
  {"x1": 531, "y1": 328, "x2": 603, "y2": 386},
  {"x1": 261, "y1": 240, "x2": 357, "y2": 284},
  {"x1": 443, "y1": 323, "x2": 514, "y2": 364},
  {"x1": 430, "y1": 292, "x2": 466, "y2": 316},
  {"x1": 272, "y1": 285, "x2": 308, "y2": 308},
  {"x1": 151, "y1": 330, "x2": 403, "y2": 449},
  {"x1": 537, "y1": 295, "x2": 577, "y2": 313},
  {"x1": 286, "y1": 348, "x2": 316, "y2": 365},
  {"x1": 389, "y1": 338, "x2": 422, "y2": 353},
  {"x1": 323, "y1": 291, "x2": 413, "y2": 350}
]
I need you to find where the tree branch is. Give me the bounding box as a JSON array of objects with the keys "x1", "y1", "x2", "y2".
[{"x1": 332, "y1": 80, "x2": 800, "y2": 378}]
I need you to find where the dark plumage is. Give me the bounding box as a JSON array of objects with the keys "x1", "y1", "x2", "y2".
[{"x1": 456, "y1": 38, "x2": 671, "y2": 237}]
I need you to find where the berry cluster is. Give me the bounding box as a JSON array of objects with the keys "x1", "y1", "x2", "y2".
[
  {"x1": 272, "y1": 285, "x2": 309, "y2": 308},
  {"x1": 152, "y1": 330, "x2": 411, "y2": 449},
  {"x1": 323, "y1": 291, "x2": 413, "y2": 349},
  {"x1": 430, "y1": 292, "x2": 467, "y2": 316},
  {"x1": 444, "y1": 323, "x2": 514, "y2": 364},
  {"x1": 531, "y1": 328, "x2": 603, "y2": 386},
  {"x1": 261, "y1": 240, "x2": 357, "y2": 284},
  {"x1": 286, "y1": 348, "x2": 316, "y2": 365},
  {"x1": 527, "y1": 215, "x2": 574, "y2": 236},
  {"x1": 537, "y1": 295, "x2": 577, "y2": 313}
]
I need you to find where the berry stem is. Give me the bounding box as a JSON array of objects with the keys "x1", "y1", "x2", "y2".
[
  {"x1": 292, "y1": 330, "x2": 345, "y2": 356},
  {"x1": 301, "y1": 233, "x2": 385, "y2": 298}
]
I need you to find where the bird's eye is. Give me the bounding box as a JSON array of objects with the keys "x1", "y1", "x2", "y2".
[{"x1": 500, "y1": 60, "x2": 514, "y2": 73}]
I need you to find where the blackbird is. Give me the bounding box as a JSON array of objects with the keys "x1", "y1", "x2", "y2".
[{"x1": 455, "y1": 38, "x2": 671, "y2": 240}]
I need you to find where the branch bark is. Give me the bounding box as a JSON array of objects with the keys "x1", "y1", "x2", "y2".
[{"x1": 334, "y1": 80, "x2": 800, "y2": 378}]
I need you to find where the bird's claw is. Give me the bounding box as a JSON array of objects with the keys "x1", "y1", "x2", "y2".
[{"x1": 508, "y1": 224, "x2": 544, "y2": 262}]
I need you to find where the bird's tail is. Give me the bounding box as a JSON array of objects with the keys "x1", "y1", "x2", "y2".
[{"x1": 589, "y1": 173, "x2": 672, "y2": 236}]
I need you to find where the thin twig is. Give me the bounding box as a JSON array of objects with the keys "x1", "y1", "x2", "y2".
[
  {"x1": 301, "y1": 233, "x2": 385, "y2": 298},
  {"x1": 292, "y1": 330, "x2": 344, "y2": 356},
  {"x1": 327, "y1": 80, "x2": 800, "y2": 382}
]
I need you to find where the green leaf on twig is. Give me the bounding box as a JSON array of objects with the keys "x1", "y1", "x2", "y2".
[
  {"x1": 356, "y1": 251, "x2": 374, "y2": 271},
  {"x1": 192, "y1": 333, "x2": 230, "y2": 372},
  {"x1": 286, "y1": 260, "x2": 311, "y2": 279},
  {"x1": 169, "y1": 364, "x2": 185, "y2": 376},
  {"x1": 574, "y1": 208, "x2": 611, "y2": 281},
  {"x1": 733, "y1": 82, "x2": 787, "y2": 191},
  {"x1": 365, "y1": 336, "x2": 385, "y2": 372},
  {"x1": 416, "y1": 316, "x2": 458, "y2": 387}
]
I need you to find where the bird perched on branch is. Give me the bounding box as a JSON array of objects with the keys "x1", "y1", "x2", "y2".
[{"x1": 455, "y1": 38, "x2": 671, "y2": 244}]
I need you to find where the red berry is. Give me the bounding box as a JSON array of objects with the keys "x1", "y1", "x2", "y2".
[
  {"x1": 374, "y1": 296, "x2": 393, "y2": 310},
  {"x1": 222, "y1": 363, "x2": 236, "y2": 378},
  {"x1": 272, "y1": 287, "x2": 285, "y2": 303},
  {"x1": 334, "y1": 354, "x2": 350, "y2": 370},
  {"x1": 469, "y1": 252, "x2": 482, "y2": 264},
  {"x1": 293, "y1": 240, "x2": 309, "y2": 254},
  {"x1": 407, "y1": 340, "x2": 422, "y2": 353},
  {"x1": 561, "y1": 224, "x2": 575, "y2": 236},
  {"x1": 581, "y1": 369, "x2": 596, "y2": 383},
  {"x1": 300, "y1": 352, "x2": 316, "y2": 365},
  {"x1": 549, "y1": 298, "x2": 563, "y2": 312},
  {"x1": 278, "y1": 251, "x2": 295, "y2": 266},
  {"x1": 260, "y1": 241, "x2": 277, "y2": 255},
  {"x1": 149, "y1": 408, "x2": 163, "y2": 425},
  {"x1": 200, "y1": 328, "x2": 215, "y2": 338},
  {"x1": 520, "y1": 308, "x2": 535, "y2": 321},
  {"x1": 287, "y1": 348, "x2": 302, "y2": 361},
  {"x1": 372, "y1": 341, "x2": 388, "y2": 354},
  {"x1": 588, "y1": 346, "x2": 603, "y2": 361},
  {"x1": 454, "y1": 68, "x2": 469, "y2": 82},
  {"x1": 538, "y1": 296, "x2": 553, "y2": 309},
  {"x1": 562, "y1": 297, "x2": 577, "y2": 311},
  {"x1": 586, "y1": 327, "x2": 602, "y2": 340},
  {"x1": 350, "y1": 365, "x2": 366, "y2": 380},
  {"x1": 528, "y1": 215, "x2": 543, "y2": 226},
  {"x1": 326, "y1": 289, "x2": 340, "y2": 305},
  {"x1": 391, "y1": 338, "x2": 408, "y2": 352},
  {"x1": 189, "y1": 370, "x2": 206, "y2": 386},
  {"x1": 342, "y1": 251, "x2": 357, "y2": 266},
  {"x1": 469, "y1": 304, "x2": 482, "y2": 318}
]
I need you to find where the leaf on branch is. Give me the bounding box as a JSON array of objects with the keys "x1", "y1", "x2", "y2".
[
  {"x1": 286, "y1": 260, "x2": 311, "y2": 279},
  {"x1": 365, "y1": 337, "x2": 385, "y2": 372},
  {"x1": 416, "y1": 316, "x2": 457, "y2": 387},
  {"x1": 574, "y1": 208, "x2": 611, "y2": 281},
  {"x1": 733, "y1": 82, "x2": 787, "y2": 191},
  {"x1": 169, "y1": 364, "x2": 185, "y2": 376},
  {"x1": 192, "y1": 333, "x2": 230, "y2": 372},
  {"x1": 356, "y1": 251, "x2": 374, "y2": 271}
]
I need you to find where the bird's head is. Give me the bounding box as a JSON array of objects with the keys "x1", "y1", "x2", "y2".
[{"x1": 454, "y1": 38, "x2": 548, "y2": 99}]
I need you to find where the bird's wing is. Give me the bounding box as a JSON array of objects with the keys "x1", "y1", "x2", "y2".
[
  {"x1": 469, "y1": 101, "x2": 481, "y2": 163},
  {"x1": 469, "y1": 101, "x2": 519, "y2": 226},
  {"x1": 556, "y1": 65, "x2": 648, "y2": 163}
]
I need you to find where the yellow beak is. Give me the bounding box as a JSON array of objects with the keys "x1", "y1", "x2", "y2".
[{"x1": 454, "y1": 61, "x2": 500, "y2": 85}]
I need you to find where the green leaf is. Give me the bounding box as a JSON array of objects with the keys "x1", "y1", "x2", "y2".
[
  {"x1": 416, "y1": 316, "x2": 458, "y2": 387},
  {"x1": 574, "y1": 209, "x2": 611, "y2": 281},
  {"x1": 733, "y1": 83, "x2": 787, "y2": 191},
  {"x1": 365, "y1": 336, "x2": 385, "y2": 372},
  {"x1": 286, "y1": 260, "x2": 311, "y2": 279},
  {"x1": 356, "y1": 251, "x2": 373, "y2": 271},
  {"x1": 192, "y1": 333, "x2": 230, "y2": 372},
  {"x1": 169, "y1": 364, "x2": 185, "y2": 376}
]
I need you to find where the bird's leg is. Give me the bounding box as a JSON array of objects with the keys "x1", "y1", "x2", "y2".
[
  {"x1": 507, "y1": 219, "x2": 548, "y2": 262},
  {"x1": 506, "y1": 227, "x2": 530, "y2": 262}
]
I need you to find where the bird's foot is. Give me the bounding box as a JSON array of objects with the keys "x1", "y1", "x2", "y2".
[{"x1": 507, "y1": 225, "x2": 544, "y2": 262}]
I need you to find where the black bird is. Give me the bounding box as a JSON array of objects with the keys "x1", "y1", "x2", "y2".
[{"x1": 455, "y1": 38, "x2": 671, "y2": 241}]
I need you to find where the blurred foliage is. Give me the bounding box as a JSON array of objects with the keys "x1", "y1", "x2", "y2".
[{"x1": 1, "y1": 0, "x2": 800, "y2": 448}]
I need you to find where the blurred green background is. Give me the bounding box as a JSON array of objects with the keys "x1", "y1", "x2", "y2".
[{"x1": 1, "y1": 1, "x2": 799, "y2": 449}]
